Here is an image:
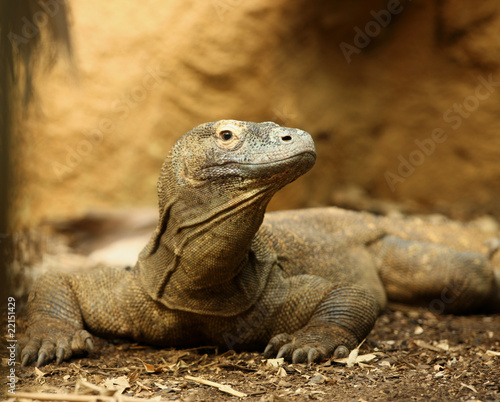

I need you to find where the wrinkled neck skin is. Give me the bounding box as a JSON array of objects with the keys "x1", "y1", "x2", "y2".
[
  {"x1": 138, "y1": 175, "x2": 278, "y2": 316},
  {"x1": 168, "y1": 184, "x2": 273, "y2": 287}
]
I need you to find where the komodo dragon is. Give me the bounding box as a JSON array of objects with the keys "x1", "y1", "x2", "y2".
[{"x1": 19, "y1": 120, "x2": 500, "y2": 367}]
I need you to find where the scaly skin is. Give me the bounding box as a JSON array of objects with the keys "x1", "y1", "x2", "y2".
[{"x1": 19, "y1": 120, "x2": 500, "y2": 367}]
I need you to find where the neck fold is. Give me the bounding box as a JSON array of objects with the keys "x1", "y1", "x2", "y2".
[{"x1": 137, "y1": 179, "x2": 277, "y2": 316}]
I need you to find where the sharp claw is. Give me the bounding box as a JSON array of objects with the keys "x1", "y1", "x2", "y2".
[
  {"x1": 36, "y1": 352, "x2": 46, "y2": 367},
  {"x1": 263, "y1": 343, "x2": 274, "y2": 358},
  {"x1": 22, "y1": 353, "x2": 30, "y2": 367},
  {"x1": 292, "y1": 348, "x2": 307, "y2": 364},
  {"x1": 56, "y1": 348, "x2": 65, "y2": 365},
  {"x1": 307, "y1": 348, "x2": 318, "y2": 363},
  {"x1": 85, "y1": 337, "x2": 94, "y2": 352},
  {"x1": 276, "y1": 344, "x2": 292, "y2": 360}
]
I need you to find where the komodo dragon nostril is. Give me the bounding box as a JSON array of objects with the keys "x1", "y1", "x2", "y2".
[{"x1": 281, "y1": 134, "x2": 292, "y2": 142}]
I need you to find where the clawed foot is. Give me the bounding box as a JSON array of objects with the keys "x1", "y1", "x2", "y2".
[
  {"x1": 17, "y1": 321, "x2": 94, "y2": 367},
  {"x1": 263, "y1": 323, "x2": 357, "y2": 363}
]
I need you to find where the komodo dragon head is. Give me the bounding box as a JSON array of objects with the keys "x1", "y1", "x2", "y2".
[{"x1": 137, "y1": 120, "x2": 316, "y2": 314}]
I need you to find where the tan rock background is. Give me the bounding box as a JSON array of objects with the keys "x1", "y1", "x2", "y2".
[{"x1": 12, "y1": 0, "x2": 500, "y2": 226}]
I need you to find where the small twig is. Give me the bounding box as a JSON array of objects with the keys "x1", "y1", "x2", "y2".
[
  {"x1": 12, "y1": 392, "x2": 101, "y2": 401},
  {"x1": 185, "y1": 374, "x2": 247, "y2": 398},
  {"x1": 218, "y1": 363, "x2": 257, "y2": 372},
  {"x1": 412, "y1": 339, "x2": 446, "y2": 353},
  {"x1": 12, "y1": 391, "x2": 150, "y2": 402},
  {"x1": 76, "y1": 378, "x2": 110, "y2": 394}
]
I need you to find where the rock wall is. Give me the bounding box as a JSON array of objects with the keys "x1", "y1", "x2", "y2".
[{"x1": 11, "y1": 0, "x2": 500, "y2": 226}]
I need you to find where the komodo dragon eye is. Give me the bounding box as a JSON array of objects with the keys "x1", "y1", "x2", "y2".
[
  {"x1": 216, "y1": 124, "x2": 243, "y2": 149},
  {"x1": 220, "y1": 130, "x2": 233, "y2": 141}
]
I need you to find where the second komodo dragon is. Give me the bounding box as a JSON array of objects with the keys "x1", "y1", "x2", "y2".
[{"x1": 20, "y1": 120, "x2": 500, "y2": 366}]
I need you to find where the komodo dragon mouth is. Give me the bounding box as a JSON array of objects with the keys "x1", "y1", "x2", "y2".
[{"x1": 200, "y1": 152, "x2": 317, "y2": 178}]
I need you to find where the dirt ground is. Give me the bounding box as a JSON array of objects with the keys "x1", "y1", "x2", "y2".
[{"x1": 5, "y1": 305, "x2": 499, "y2": 402}]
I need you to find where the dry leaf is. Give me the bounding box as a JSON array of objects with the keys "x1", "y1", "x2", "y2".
[
  {"x1": 434, "y1": 341, "x2": 449, "y2": 351},
  {"x1": 307, "y1": 374, "x2": 326, "y2": 385},
  {"x1": 139, "y1": 358, "x2": 158, "y2": 373},
  {"x1": 266, "y1": 358, "x2": 285, "y2": 368},
  {"x1": 276, "y1": 366, "x2": 287, "y2": 377},
  {"x1": 128, "y1": 370, "x2": 140, "y2": 382},
  {"x1": 334, "y1": 353, "x2": 377, "y2": 366},
  {"x1": 136, "y1": 380, "x2": 153, "y2": 391},
  {"x1": 155, "y1": 382, "x2": 171, "y2": 390},
  {"x1": 177, "y1": 359, "x2": 189, "y2": 368},
  {"x1": 346, "y1": 347, "x2": 359, "y2": 367},
  {"x1": 103, "y1": 375, "x2": 131, "y2": 394},
  {"x1": 34, "y1": 367, "x2": 46, "y2": 378},
  {"x1": 486, "y1": 350, "x2": 500, "y2": 357}
]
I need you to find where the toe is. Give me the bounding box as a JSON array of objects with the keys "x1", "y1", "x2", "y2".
[
  {"x1": 333, "y1": 345, "x2": 349, "y2": 359},
  {"x1": 55, "y1": 338, "x2": 71, "y2": 364},
  {"x1": 21, "y1": 353, "x2": 31, "y2": 367},
  {"x1": 264, "y1": 333, "x2": 292, "y2": 358},
  {"x1": 292, "y1": 348, "x2": 308, "y2": 363},
  {"x1": 276, "y1": 344, "x2": 294, "y2": 361},
  {"x1": 36, "y1": 351, "x2": 47, "y2": 367},
  {"x1": 34, "y1": 339, "x2": 57, "y2": 367},
  {"x1": 71, "y1": 330, "x2": 94, "y2": 353},
  {"x1": 307, "y1": 348, "x2": 320, "y2": 363},
  {"x1": 85, "y1": 337, "x2": 94, "y2": 352},
  {"x1": 263, "y1": 343, "x2": 275, "y2": 358}
]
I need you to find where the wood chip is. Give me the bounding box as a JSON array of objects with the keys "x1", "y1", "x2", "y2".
[
  {"x1": 266, "y1": 357, "x2": 285, "y2": 368},
  {"x1": 333, "y1": 353, "x2": 378, "y2": 366},
  {"x1": 103, "y1": 375, "x2": 131, "y2": 394},
  {"x1": 218, "y1": 363, "x2": 257, "y2": 372},
  {"x1": 34, "y1": 367, "x2": 46, "y2": 378},
  {"x1": 460, "y1": 382, "x2": 478, "y2": 393},
  {"x1": 412, "y1": 340, "x2": 446, "y2": 352},
  {"x1": 128, "y1": 370, "x2": 140, "y2": 382},
  {"x1": 75, "y1": 379, "x2": 113, "y2": 395},
  {"x1": 10, "y1": 391, "x2": 153, "y2": 401},
  {"x1": 185, "y1": 375, "x2": 248, "y2": 398}
]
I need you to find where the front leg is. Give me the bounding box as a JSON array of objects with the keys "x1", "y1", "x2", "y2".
[
  {"x1": 263, "y1": 274, "x2": 380, "y2": 363},
  {"x1": 19, "y1": 266, "x2": 158, "y2": 366},
  {"x1": 19, "y1": 270, "x2": 95, "y2": 367}
]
